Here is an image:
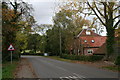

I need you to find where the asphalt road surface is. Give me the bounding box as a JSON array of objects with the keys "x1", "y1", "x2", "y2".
[{"x1": 22, "y1": 56, "x2": 119, "y2": 80}]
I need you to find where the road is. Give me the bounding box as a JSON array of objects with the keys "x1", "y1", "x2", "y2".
[{"x1": 22, "y1": 55, "x2": 119, "y2": 79}]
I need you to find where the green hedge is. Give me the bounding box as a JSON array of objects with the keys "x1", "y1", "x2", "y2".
[
  {"x1": 60, "y1": 54, "x2": 103, "y2": 62},
  {"x1": 115, "y1": 56, "x2": 120, "y2": 65}
]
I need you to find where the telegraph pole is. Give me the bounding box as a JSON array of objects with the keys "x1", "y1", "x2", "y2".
[
  {"x1": 118, "y1": 1, "x2": 120, "y2": 27},
  {"x1": 59, "y1": 28, "x2": 62, "y2": 55}
]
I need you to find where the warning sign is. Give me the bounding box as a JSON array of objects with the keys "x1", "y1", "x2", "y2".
[{"x1": 8, "y1": 44, "x2": 15, "y2": 51}]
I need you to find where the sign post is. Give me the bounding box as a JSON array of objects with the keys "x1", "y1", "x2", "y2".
[
  {"x1": 11, "y1": 51, "x2": 12, "y2": 64},
  {"x1": 8, "y1": 44, "x2": 15, "y2": 64}
]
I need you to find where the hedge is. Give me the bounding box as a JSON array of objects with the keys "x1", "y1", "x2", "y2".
[
  {"x1": 60, "y1": 54, "x2": 103, "y2": 62},
  {"x1": 115, "y1": 56, "x2": 120, "y2": 65}
]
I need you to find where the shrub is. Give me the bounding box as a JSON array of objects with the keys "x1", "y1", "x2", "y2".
[
  {"x1": 60, "y1": 54, "x2": 103, "y2": 62},
  {"x1": 88, "y1": 55, "x2": 103, "y2": 62},
  {"x1": 115, "y1": 56, "x2": 120, "y2": 65},
  {"x1": 29, "y1": 50, "x2": 35, "y2": 54}
]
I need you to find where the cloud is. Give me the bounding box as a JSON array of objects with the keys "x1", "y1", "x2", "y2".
[{"x1": 28, "y1": 1, "x2": 59, "y2": 25}]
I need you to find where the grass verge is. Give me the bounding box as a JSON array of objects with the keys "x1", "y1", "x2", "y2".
[
  {"x1": 102, "y1": 66, "x2": 120, "y2": 72},
  {"x1": 44, "y1": 56, "x2": 76, "y2": 63},
  {"x1": 2, "y1": 61, "x2": 19, "y2": 79}
]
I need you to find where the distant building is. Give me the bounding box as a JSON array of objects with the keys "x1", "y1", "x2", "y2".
[{"x1": 76, "y1": 29, "x2": 107, "y2": 55}]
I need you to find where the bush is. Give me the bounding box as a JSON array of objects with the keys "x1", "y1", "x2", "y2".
[
  {"x1": 29, "y1": 50, "x2": 35, "y2": 54},
  {"x1": 88, "y1": 55, "x2": 103, "y2": 62},
  {"x1": 115, "y1": 56, "x2": 120, "y2": 65},
  {"x1": 60, "y1": 54, "x2": 103, "y2": 62}
]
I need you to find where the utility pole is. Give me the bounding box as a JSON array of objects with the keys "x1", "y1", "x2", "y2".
[
  {"x1": 118, "y1": 1, "x2": 120, "y2": 26},
  {"x1": 117, "y1": 1, "x2": 120, "y2": 57},
  {"x1": 59, "y1": 27, "x2": 62, "y2": 55},
  {"x1": 59, "y1": 22, "x2": 63, "y2": 55}
]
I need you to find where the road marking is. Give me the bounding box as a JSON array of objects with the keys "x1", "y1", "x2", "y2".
[
  {"x1": 73, "y1": 73, "x2": 87, "y2": 80},
  {"x1": 60, "y1": 75, "x2": 86, "y2": 80},
  {"x1": 69, "y1": 76, "x2": 75, "y2": 79},
  {"x1": 55, "y1": 66, "x2": 68, "y2": 71},
  {"x1": 73, "y1": 73, "x2": 86, "y2": 78},
  {"x1": 60, "y1": 76, "x2": 72, "y2": 80},
  {"x1": 72, "y1": 76, "x2": 80, "y2": 80},
  {"x1": 40, "y1": 59, "x2": 68, "y2": 72}
]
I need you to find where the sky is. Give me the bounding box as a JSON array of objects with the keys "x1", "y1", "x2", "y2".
[{"x1": 27, "y1": 0, "x2": 61, "y2": 25}]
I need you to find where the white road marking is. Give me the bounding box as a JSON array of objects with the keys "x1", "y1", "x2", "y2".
[
  {"x1": 60, "y1": 76, "x2": 71, "y2": 80},
  {"x1": 72, "y1": 76, "x2": 80, "y2": 80},
  {"x1": 39, "y1": 59, "x2": 68, "y2": 72},
  {"x1": 73, "y1": 73, "x2": 87, "y2": 80},
  {"x1": 73, "y1": 73, "x2": 86, "y2": 78},
  {"x1": 55, "y1": 66, "x2": 68, "y2": 71},
  {"x1": 60, "y1": 74, "x2": 86, "y2": 80},
  {"x1": 68, "y1": 76, "x2": 75, "y2": 80}
]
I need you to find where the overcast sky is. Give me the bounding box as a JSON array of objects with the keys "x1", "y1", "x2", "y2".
[{"x1": 27, "y1": 0, "x2": 61, "y2": 25}]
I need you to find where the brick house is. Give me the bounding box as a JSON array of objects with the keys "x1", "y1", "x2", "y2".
[{"x1": 76, "y1": 29, "x2": 107, "y2": 55}]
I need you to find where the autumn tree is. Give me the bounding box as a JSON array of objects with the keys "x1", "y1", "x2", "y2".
[
  {"x1": 16, "y1": 31, "x2": 28, "y2": 53},
  {"x1": 2, "y1": 0, "x2": 34, "y2": 61},
  {"x1": 55, "y1": 1, "x2": 90, "y2": 55},
  {"x1": 44, "y1": 4, "x2": 91, "y2": 55}
]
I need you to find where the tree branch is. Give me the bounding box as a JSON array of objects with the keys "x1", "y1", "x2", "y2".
[
  {"x1": 113, "y1": 15, "x2": 120, "y2": 20},
  {"x1": 87, "y1": 1, "x2": 106, "y2": 27},
  {"x1": 113, "y1": 6, "x2": 120, "y2": 11},
  {"x1": 10, "y1": 2, "x2": 15, "y2": 8},
  {"x1": 101, "y1": 2, "x2": 108, "y2": 20},
  {"x1": 114, "y1": 20, "x2": 120, "y2": 28},
  {"x1": 94, "y1": 2, "x2": 105, "y2": 18}
]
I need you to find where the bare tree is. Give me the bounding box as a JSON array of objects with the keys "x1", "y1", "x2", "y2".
[{"x1": 86, "y1": 1, "x2": 120, "y2": 58}]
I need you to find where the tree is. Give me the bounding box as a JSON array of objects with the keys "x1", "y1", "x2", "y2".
[
  {"x1": 54, "y1": 3, "x2": 91, "y2": 55},
  {"x1": 45, "y1": 27, "x2": 60, "y2": 55},
  {"x1": 27, "y1": 34, "x2": 42, "y2": 53},
  {"x1": 86, "y1": 1, "x2": 120, "y2": 58},
  {"x1": 32, "y1": 24, "x2": 52, "y2": 34},
  {"x1": 16, "y1": 31, "x2": 28, "y2": 53},
  {"x1": 2, "y1": 0, "x2": 34, "y2": 61},
  {"x1": 44, "y1": 6, "x2": 91, "y2": 55}
]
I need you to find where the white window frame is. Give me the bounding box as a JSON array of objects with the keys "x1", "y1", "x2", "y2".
[
  {"x1": 87, "y1": 49, "x2": 93, "y2": 54},
  {"x1": 84, "y1": 40, "x2": 87, "y2": 42},
  {"x1": 91, "y1": 40, "x2": 95, "y2": 43}
]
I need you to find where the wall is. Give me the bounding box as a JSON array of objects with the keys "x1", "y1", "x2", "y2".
[{"x1": 83, "y1": 47, "x2": 99, "y2": 55}]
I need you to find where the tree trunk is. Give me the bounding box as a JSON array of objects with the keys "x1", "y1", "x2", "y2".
[{"x1": 106, "y1": 26, "x2": 115, "y2": 59}]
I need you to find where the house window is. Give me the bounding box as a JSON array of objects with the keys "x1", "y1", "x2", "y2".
[
  {"x1": 91, "y1": 40, "x2": 95, "y2": 43},
  {"x1": 84, "y1": 40, "x2": 87, "y2": 42},
  {"x1": 87, "y1": 49, "x2": 93, "y2": 54}
]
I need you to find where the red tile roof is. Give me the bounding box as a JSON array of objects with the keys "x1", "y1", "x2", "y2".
[
  {"x1": 77, "y1": 29, "x2": 100, "y2": 37},
  {"x1": 80, "y1": 36, "x2": 107, "y2": 47},
  {"x1": 78, "y1": 29, "x2": 107, "y2": 47}
]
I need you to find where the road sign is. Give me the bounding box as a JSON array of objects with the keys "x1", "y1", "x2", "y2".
[
  {"x1": 8, "y1": 44, "x2": 15, "y2": 51},
  {"x1": 8, "y1": 44, "x2": 15, "y2": 64}
]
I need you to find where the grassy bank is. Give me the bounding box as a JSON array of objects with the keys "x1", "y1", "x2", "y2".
[
  {"x1": 102, "y1": 66, "x2": 120, "y2": 72},
  {"x1": 2, "y1": 61, "x2": 19, "y2": 79},
  {"x1": 44, "y1": 56, "x2": 75, "y2": 63}
]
